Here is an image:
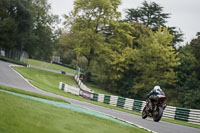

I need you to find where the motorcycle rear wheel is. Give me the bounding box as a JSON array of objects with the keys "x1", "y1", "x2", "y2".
[{"x1": 153, "y1": 107, "x2": 163, "y2": 122}]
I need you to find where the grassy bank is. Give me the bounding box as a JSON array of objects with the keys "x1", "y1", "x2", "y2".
[
  {"x1": 0, "y1": 85, "x2": 68, "y2": 103},
  {"x1": 28, "y1": 59, "x2": 112, "y2": 95},
  {"x1": 28, "y1": 59, "x2": 77, "y2": 74},
  {"x1": 0, "y1": 92, "x2": 149, "y2": 133},
  {"x1": 14, "y1": 66, "x2": 78, "y2": 87},
  {"x1": 13, "y1": 66, "x2": 89, "y2": 100},
  {"x1": 85, "y1": 82, "x2": 113, "y2": 95}
]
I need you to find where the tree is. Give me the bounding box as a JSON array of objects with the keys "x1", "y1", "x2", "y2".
[
  {"x1": 65, "y1": 0, "x2": 121, "y2": 81},
  {"x1": 56, "y1": 33, "x2": 77, "y2": 64},
  {"x1": 106, "y1": 26, "x2": 180, "y2": 100},
  {"x1": 125, "y1": 0, "x2": 183, "y2": 46},
  {"x1": 132, "y1": 28, "x2": 180, "y2": 100},
  {"x1": 24, "y1": 0, "x2": 60, "y2": 60},
  {"x1": 190, "y1": 32, "x2": 200, "y2": 71},
  {"x1": 125, "y1": 1, "x2": 169, "y2": 30},
  {"x1": 60, "y1": 0, "x2": 181, "y2": 103},
  {"x1": 94, "y1": 21, "x2": 135, "y2": 90},
  {"x1": 176, "y1": 33, "x2": 200, "y2": 109},
  {"x1": 0, "y1": 0, "x2": 33, "y2": 50},
  {"x1": 0, "y1": 0, "x2": 60, "y2": 60}
]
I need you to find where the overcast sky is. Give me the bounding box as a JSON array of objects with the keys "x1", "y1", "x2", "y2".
[{"x1": 48, "y1": 0, "x2": 200, "y2": 45}]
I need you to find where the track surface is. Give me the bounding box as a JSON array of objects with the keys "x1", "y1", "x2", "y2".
[
  {"x1": 0, "y1": 60, "x2": 200, "y2": 133},
  {"x1": 30, "y1": 65, "x2": 75, "y2": 76}
]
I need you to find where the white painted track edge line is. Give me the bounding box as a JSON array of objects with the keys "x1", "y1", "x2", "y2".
[{"x1": 9, "y1": 65, "x2": 44, "y2": 92}]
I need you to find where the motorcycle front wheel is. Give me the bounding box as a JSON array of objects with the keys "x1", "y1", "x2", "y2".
[
  {"x1": 142, "y1": 106, "x2": 147, "y2": 119},
  {"x1": 153, "y1": 107, "x2": 163, "y2": 122}
]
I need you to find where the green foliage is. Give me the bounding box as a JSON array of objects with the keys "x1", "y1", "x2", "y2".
[
  {"x1": 63, "y1": 0, "x2": 122, "y2": 81},
  {"x1": 134, "y1": 28, "x2": 179, "y2": 87},
  {"x1": 25, "y1": 0, "x2": 60, "y2": 60},
  {"x1": 56, "y1": 33, "x2": 77, "y2": 64},
  {"x1": 106, "y1": 26, "x2": 180, "y2": 99},
  {"x1": 73, "y1": 0, "x2": 121, "y2": 25},
  {"x1": 190, "y1": 32, "x2": 200, "y2": 71},
  {"x1": 125, "y1": 1, "x2": 169, "y2": 30},
  {"x1": 0, "y1": 0, "x2": 60, "y2": 60},
  {"x1": 176, "y1": 33, "x2": 200, "y2": 109},
  {"x1": 0, "y1": 0, "x2": 33, "y2": 49},
  {"x1": 125, "y1": 0, "x2": 183, "y2": 46}
]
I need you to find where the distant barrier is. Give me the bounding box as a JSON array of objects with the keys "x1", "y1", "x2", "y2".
[
  {"x1": 59, "y1": 74, "x2": 200, "y2": 125},
  {"x1": 0, "y1": 47, "x2": 28, "y2": 63}
]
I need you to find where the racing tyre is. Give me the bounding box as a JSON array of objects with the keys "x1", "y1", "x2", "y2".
[
  {"x1": 153, "y1": 107, "x2": 163, "y2": 122},
  {"x1": 142, "y1": 107, "x2": 147, "y2": 119}
]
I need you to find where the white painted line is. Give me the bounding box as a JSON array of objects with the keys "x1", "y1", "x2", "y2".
[{"x1": 9, "y1": 65, "x2": 44, "y2": 92}]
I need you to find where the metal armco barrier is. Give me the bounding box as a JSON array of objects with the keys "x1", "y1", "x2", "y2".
[{"x1": 59, "y1": 74, "x2": 200, "y2": 125}]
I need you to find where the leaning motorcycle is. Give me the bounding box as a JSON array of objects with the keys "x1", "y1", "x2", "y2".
[{"x1": 142, "y1": 95, "x2": 167, "y2": 122}]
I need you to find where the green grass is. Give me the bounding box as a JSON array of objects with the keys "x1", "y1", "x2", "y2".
[
  {"x1": 14, "y1": 66, "x2": 78, "y2": 87},
  {"x1": 0, "y1": 92, "x2": 149, "y2": 133},
  {"x1": 0, "y1": 85, "x2": 68, "y2": 103},
  {"x1": 85, "y1": 83, "x2": 113, "y2": 95},
  {"x1": 12, "y1": 66, "x2": 200, "y2": 129},
  {"x1": 28, "y1": 59, "x2": 77, "y2": 74},
  {"x1": 13, "y1": 66, "x2": 91, "y2": 100},
  {"x1": 28, "y1": 59, "x2": 113, "y2": 95}
]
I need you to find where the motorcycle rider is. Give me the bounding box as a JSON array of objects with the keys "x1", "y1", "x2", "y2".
[{"x1": 146, "y1": 85, "x2": 166, "y2": 111}]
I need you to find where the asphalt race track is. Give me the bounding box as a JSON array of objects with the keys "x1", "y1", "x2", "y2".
[{"x1": 0, "y1": 60, "x2": 200, "y2": 133}]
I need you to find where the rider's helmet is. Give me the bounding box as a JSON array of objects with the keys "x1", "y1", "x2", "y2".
[
  {"x1": 153, "y1": 85, "x2": 162, "y2": 94},
  {"x1": 153, "y1": 85, "x2": 161, "y2": 90}
]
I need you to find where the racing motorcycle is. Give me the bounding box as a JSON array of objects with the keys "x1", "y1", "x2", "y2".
[{"x1": 142, "y1": 95, "x2": 167, "y2": 122}]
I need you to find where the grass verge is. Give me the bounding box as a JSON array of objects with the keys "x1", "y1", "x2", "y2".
[
  {"x1": 0, "y1": 91, "x2": 149, "y2": 133},
  {"x1": 0, "y1": 85, "x2": 68, "y2": 103},
  {"x1": 13, "y1": 66, "x2": 200, "y2": 129},
  {"x1": 28, "y1": 59, "x2": 77, "y2": 74},
  {"x1": 85, "y1": 82, "x2": 113, "y2": 95},
  {"x1": 28, "y1": 59, "x2": 113, "y2": 95}
]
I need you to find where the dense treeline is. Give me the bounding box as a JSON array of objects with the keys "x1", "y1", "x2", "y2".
[
  {"x1": 0, "y1": 0, "x2": 60, "y2": 60},
  {"x1": 176, "y1": 33, "x2": 200, "y2": 109},
  {"x1": 0, "y1": 0, "x2": 199, "y2": 109}
]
